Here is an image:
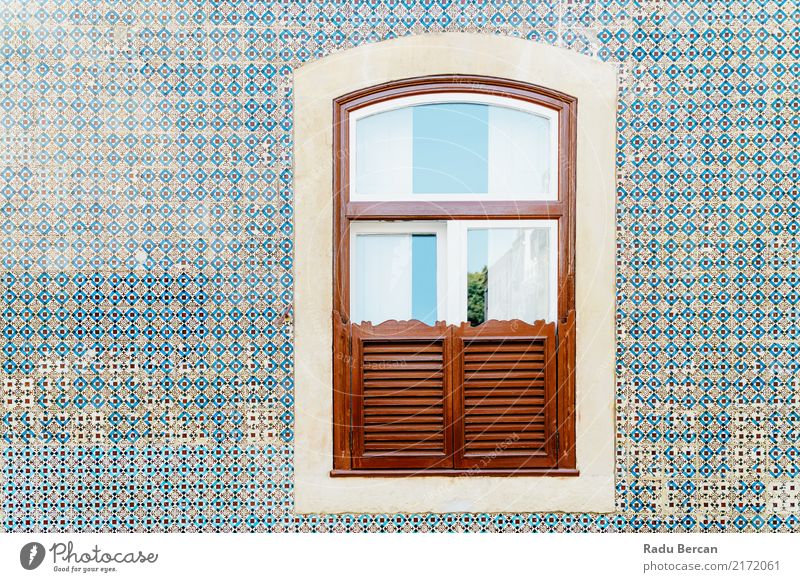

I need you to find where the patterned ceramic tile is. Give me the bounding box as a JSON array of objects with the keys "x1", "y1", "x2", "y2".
[{"x1": 1, "y1": 0, "x2": 800, "y2": 532}]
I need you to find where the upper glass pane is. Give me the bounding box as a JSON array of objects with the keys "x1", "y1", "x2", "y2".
[
  {"x1": 413, "y1": 103, "x2": 489, "y2": 194},
  {"x1": 353, "y1": 97, "x2": 556, "y2": 201}
]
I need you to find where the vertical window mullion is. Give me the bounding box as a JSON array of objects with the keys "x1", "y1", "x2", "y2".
[
  {"x1": 436, "y1": 223, "x2": 448, "y2": 325},
  {"x1": 445, "y1": 220, "x2": 463, "y2": 325}
]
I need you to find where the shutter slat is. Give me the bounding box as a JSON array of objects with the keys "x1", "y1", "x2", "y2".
[
  {"x1": 362, "y1": 345, "x2": 441, "y2": 355},
  {"x1": 465, "y1": 421, "x2": 545, "y2": 432},
  {"x1": 461, "y1": 380, "x2": 546, "y2": 389},
  {"x1": 365, "y1": 444, "x2": 445, "y2": 451},
  {"x1": 464, "y1": 370, "x2": 546, "y2": 380},
  {"x1": 463, "y1": 406, "x2": 546, "y2": 415},
  {"x1": 365, "y1": 431, "x2": 445, "y2": 439},
  {"x1": 464, "y1": 362, "x2": 546, "y2": 371},
  {"x1": 364, "y1": 422, "x2": 443, "y2": 431},
  {"x1": 462, "y1": 343, "x2": 545, "y2": 354},
  {"x1": 362, "y1": 380, "x2": 443, "y2": 388},
  {"x1": 364, "y1": 414, "x2": 444, "y2": 429},
  {"x1": 465, "y1": 397, "x2": 546, "y2": 406},
  {"x1": 364, "y1": 408, "x2": 444, "y2": 418},
  {"x1": 464, "y1": 388, "x2": 544, "y2": 397},
  {"x1": 464, "y1": 412, "x2": 548, "y2": 425},
  {"x1": 466, "y1": 441, "x2": 547, "y2": 450},
  {"x1": 461, "y1": 431, "x2": 546, "y2": 440},
  {"x1": 464, "y1": 352, "x2": 544, "y2": 362},
  {"x1": 364, "y1": 362, "x2": 442, "y2": 379},
  {"x1": 364, "y1": 389, "x2": 443, "y2": 397},
  {"x1": 365, "y1": 398, "x2": 444, "y2": 407}
]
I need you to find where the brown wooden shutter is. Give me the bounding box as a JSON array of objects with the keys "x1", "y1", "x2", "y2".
[
  {"x1": 453, "y1": 320, "x2": 558, "y2": 470},
  {"x1": 350, "y1": 320, "x2": 454, "y2": 470}
]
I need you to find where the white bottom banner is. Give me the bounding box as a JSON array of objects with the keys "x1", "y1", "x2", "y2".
[{"x1": 0, "y1": 532, "x2": 796, "y2": 582}]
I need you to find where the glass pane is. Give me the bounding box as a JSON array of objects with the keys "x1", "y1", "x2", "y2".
[
  {"x1": 411, "y1": 234, "x2": 437, "y2": 323},
  {"x1": 487, "y1": 106, "x2": 551, "y2": 196},
  {"x1": 412, "y1": 103, "x2": 489, "y2": 194},
  {"x1": 467, "y1": 227, "x2": 552, "y2": 325},
  {"x1": 354, "y1": 101, "x2": 553, "y2": 199},
  {"x1": 353, "y1": 234, "x2": 438, "y2": 325},
  {"x1": 355, "y1": 108, "x2": 412, "y2": 197}
]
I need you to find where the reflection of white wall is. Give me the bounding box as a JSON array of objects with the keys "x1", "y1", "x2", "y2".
[
  {"x1": 353, "y1": 234, "x2": 412, "y2": 323},
  {"x1": 486, "y1": 228, "x2": 549, "y2": 322},
  {"x1": 356, "y1": 108, "x2": 413, "y2": 197},
  {"x1": 488, "y1": 107, "x2": 550, "y2": 196}
]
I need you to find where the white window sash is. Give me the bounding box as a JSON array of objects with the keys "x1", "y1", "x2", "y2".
[
  {"x1": 348, "y1": 92, "x2": 560, "y2": 202},
  {"x1": 349, "y1": 219, "x2": 558, "y2": 325}
]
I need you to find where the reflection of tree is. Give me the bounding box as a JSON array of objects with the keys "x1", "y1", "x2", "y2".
[{"x1": 467, "y1": 266, "x2": 488, "y2": 326}]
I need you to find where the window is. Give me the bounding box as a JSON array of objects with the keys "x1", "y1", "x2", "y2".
[{"x1": 332, "y1": 75, "x2": 577, "y2": 475}]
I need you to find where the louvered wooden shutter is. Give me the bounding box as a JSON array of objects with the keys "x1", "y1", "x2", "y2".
[
  {"x1": 452, "y1": 320, "x2": 558, "y2": 470},
  {"x1": 350, "y1": 320, "x2": 454, "y2": 470}
]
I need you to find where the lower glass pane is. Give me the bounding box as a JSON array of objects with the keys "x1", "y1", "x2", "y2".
[
  {"x1": 353, "y1": 233, "x2": 438, "y2": 325},
  {"x1": 467, "y1": 226, "x2": 552, "y2": 325}
]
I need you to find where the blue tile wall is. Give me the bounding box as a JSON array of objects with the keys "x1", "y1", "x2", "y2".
[{"x1": 2, "y1": 0, "x2": 800, "y2": 532}]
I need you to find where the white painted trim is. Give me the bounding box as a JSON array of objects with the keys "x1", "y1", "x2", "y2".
[
  {"x1": 294, "y1": 33, "x2": 618, "y2": 514},
  {"x1": 349, "y1": 92, "x2": 559, "y2": 202}
]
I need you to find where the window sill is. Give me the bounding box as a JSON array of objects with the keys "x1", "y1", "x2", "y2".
[{"x1": 331, "y1": 468, "x2": 580, "y2": 478}]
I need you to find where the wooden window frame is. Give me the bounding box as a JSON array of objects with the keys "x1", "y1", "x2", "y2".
[{"x1": 332, "y1": 75, "x2": 577, "y2": 477}]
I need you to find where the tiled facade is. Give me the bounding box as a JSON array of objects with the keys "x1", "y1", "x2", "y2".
[{"x1": 1, "y1": 0, "x2": 799, "y2": 532}]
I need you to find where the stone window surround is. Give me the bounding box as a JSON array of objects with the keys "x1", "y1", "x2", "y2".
[{"x1": 293, "y1": 33, "x2": 618, "y2": 514}]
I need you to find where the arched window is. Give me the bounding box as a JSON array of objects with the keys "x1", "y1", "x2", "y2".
[{"x1": 332, "y1": 76, "x2": 577, "y2": 475}]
